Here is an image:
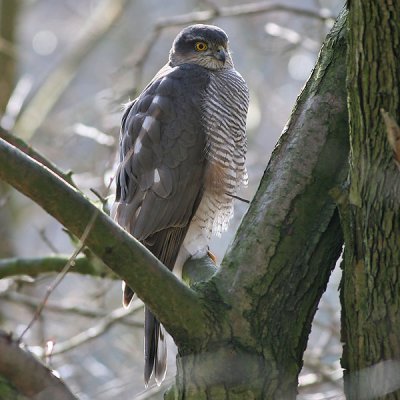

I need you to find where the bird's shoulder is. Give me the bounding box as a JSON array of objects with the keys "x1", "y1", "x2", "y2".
[{"x1": 121, "y1": 63, "x2": 210, "y2": 134}]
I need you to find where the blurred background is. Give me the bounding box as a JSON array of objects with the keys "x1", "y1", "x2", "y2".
[{"x1": 0, "y1": 0, "x2": 344, "y2": 398}]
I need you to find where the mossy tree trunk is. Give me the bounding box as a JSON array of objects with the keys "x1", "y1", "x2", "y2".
[{"x1": 341, "y1": 1, "x2": 400, "y2": 399}]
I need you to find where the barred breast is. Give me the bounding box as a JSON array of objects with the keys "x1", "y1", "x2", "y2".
[{"x1": 178, "y1": 67, "x2": 249, "y2": 262}]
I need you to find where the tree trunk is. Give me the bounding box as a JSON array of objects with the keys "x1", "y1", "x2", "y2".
[{"x1": 341, "y1": 1, "x2": 400, "y2": 398}]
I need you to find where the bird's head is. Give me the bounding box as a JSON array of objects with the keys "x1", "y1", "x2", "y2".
[{"x1": 169, "y1": 24, "x2": 233, "y2": 70}]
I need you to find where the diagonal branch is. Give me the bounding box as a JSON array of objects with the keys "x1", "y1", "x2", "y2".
[{"x1": 0, "y1": 138, "x2": 207, "y2": 344}]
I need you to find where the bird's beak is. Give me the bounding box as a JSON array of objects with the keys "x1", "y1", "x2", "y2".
[{"x1": 214, "y1": 46, "x2": 226, "y2": 64}]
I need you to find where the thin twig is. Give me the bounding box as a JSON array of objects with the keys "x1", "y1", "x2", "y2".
[
  {"x1": 18, "y1": 209, "x2": 100, "y2": 341},
  {"x1": 37, "y1": 227, "x2": 60, "y2": 254},
  {"x1": 30, "y1": 302, "x2": 143, "y2": 357},
  {"x1": 119, "y1": 2, "x2": 334, "y2": 99},
  {"x1": 226, "y1": 192, "x2": 250, "y2": 204},
  {"x1": 1, "y1": 291, "x2": 143, "y2": 326}
]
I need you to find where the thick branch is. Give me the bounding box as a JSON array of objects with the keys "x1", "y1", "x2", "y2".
[
  {"x1": 0, "y1": 331, "x2": 77, "y2": 400},
  {"x1": 0, "y1": 138, "x2": 207, "y2": 344}
]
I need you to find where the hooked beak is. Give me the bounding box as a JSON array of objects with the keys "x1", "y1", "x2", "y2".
[{"x1": 214, "y1": 46, "x2": 226, "y2": 64}]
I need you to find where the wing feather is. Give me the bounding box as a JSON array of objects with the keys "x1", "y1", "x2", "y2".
[{"x1": 114, "y1": 63, "x2": 210, "y2": 263}]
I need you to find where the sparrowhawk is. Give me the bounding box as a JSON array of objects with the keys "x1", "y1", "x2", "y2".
[{"x1": 112, "y1": 24, "x2": 249, "y2": 386}]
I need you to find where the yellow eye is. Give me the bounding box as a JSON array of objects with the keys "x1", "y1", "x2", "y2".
[{"x1": 195, "y1": 42, "x2": 208, "y2": 51}]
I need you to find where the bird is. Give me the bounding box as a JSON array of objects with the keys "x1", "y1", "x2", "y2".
[{"x1": 112, "y1": 24, "x2": 249, "y2": 386}]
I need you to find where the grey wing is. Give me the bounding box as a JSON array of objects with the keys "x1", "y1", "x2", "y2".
[{"x1": 113, "y1": 64, "x2": 210, "y2": 268}]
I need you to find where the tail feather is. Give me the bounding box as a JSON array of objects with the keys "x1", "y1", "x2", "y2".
[
  {"x1": 144, "y1": 307, "x2": 167, "y2": 386},
  {"x1": 155, "y1": 324, "x2": 167, "y2": 385}
]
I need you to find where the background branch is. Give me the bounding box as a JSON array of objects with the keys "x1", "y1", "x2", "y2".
[
  {"x1": 12, "y1": 0, "x2": 129, "y2": 139},
  {"x1": 29, "y1": 303, "x2": 143, "y2": 357},
  {"x1": 124, "y1": 2, "x2": 334, "y2": 98},
  {"x1": 1, "y1": 291, "x2": 143, "y2": 326},
  {"x1": 0, "y1": 255, "x2": 107, "y2": 280}
]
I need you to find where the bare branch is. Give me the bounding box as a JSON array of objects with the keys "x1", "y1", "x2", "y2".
[
  {"x1": 19, "y1": 209, "x2": 99, "y2": 341},
  {"x1": 0, "y1": 331, "x2": 77, "y2": 400},
  {"x1": 122, "y1": 2, "x2": 334, "y2": 98},
  {"x1": 30, "y1": 302, "x2": 143, "y2": 357},
  {"x1": 1, "y1": 291, "x2": 143, "y2": 326},
  {"x1": 155, "y1": 2, "x2": 334, "y2": 26},
  {"x1": 0, "y1": 255, "x2": 108, "y2": 279}
]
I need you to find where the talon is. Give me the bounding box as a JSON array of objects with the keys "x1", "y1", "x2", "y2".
[{"x1": 207, "y1": 250, "x2": 217, "y2": 264}]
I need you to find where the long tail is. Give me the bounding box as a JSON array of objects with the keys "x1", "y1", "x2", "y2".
[{"x1": 144, "y1": 307, "x2": 167, "y2": 386}]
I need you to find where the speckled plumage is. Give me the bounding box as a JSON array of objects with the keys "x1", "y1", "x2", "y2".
[{"x1": 112, "y1": 24, "x2": 248, "y2": 386}]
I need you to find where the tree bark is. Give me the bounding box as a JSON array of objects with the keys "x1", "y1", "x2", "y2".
[{"x1": 341, "y1": 1, "x2": 400, "y2": 399}]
